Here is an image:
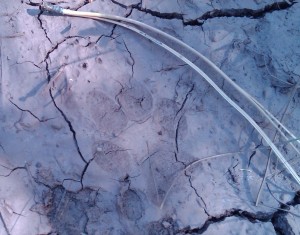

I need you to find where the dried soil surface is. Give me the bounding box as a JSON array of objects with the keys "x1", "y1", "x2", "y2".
[{"x1": 0, "y1": 1, "x2": 300, "y2": 234}]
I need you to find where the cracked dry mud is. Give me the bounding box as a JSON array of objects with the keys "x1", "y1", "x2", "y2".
[{"x1": 0, "y1": 0, "x2": 300, "y2": 234}]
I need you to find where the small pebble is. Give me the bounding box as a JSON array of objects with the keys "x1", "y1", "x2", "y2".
[{"x1": 162, "y1": 221, "x2": 171, "y2": 228}]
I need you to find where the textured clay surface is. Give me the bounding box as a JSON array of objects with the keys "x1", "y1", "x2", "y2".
[{"x1": 0, "y1": 0, "x2": 300, "y2": 234}]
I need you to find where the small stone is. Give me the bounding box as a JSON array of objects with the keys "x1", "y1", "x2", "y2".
[
  {"x1": 162, "y1": 221, "x2": 171, "y2": 228},
  {"x1": 280, "y1": 193, "x2": 293, "y2": 202}
]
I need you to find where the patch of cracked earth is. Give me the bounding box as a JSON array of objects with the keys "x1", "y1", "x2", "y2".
[{"x1": 1, "y1": 0, "x2": 300, "y2": 234}]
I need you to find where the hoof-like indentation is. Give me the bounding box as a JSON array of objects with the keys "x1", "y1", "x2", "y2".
[
  {"x1": 117, "y1": 81, "x2": 153, "y2": 121},
  {"x1": 94, "y1": 141, "x2": 131, "y2": 177},
  {"x1": 87, "y1": 89, "x2": 128, "y2": 137},
  {"x1": 119, "y1": 189, "x2": 144, "y2": 221}
]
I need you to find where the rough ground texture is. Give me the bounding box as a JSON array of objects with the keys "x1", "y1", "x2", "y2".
[{"x1": 0, "y1": 0, "x2": 300, "y2": 234}]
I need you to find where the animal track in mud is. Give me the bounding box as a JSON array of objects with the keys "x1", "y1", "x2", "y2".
[
  {"x1": 147, "y1": 150, "x2": 185, "y2": 204},
  {"x1": 117, "y1": 81, "x2": 153, "y2": 121},
  {"x1": 119, "y1": 189, "x2": 144, "y2": 221},
  {"x1": 42, "y1": 186, "x2": 124, "y2": 234},
  {"x1": 93, "y1": 141, "x2": 132, "y2": 178},
  {"x1": 46, "y1": 186, "x2": 90, "y2": 234},
  {"x1": 87, "y1": 89, "x2": 128, "y2": 137},
  {"x1": 147, "y1": 221, "x2": 175, "y2": 235}
]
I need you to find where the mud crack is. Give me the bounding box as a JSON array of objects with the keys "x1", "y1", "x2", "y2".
[
  {"x1": 37, "y1": 7, "x2": 52, "y2": 44},
  {"x1": 9, "y1": 99, "x2": 52, "y2": 122},
  {"x1": 62, "y1": 154, "x2": 95, "y2": 189},
  {"x1": 185, "y1": 1, "x2": 297, "y2": 26},
  {"x1": 72, "y1": 0, "x2": 92, "y2": 11},
  {"x1": 0, "y1": 164, "x2": 26, "y2": 177},
  {"x1": 42, "y1": 36, "x2": 86, "y2": 82},
  {"x1": 271, "y1": 190, "x2": 300, "y2": 235},
  {"x1": 122, "y1": 40, "x2": 135, "y2": 78},
  {"x1": 0, "y1": 212, "x2": 10, "y2": 235},
  {"x1": 175, "y1": 115, "x2": 184, "y2": 153},
  {"x1": 111, "y1": 0, "x2": 143, "y2": 18},
  {"x1": 183, "y1": 169, "x2": 209, "y2": 216},
  {"x1": 79, "y1": 155, "x2": 96, "y2": 187},
  {"x1": 95, "y1": 25, "x2": 119, "y2": 44},
  {"x1": 49, "y1": 90, "x2": 87, "y2": 164},
  {"x1": 111, "y1": 0, "x2": 182, "y2": 20},
  {"x1": 175, "y1": 84, "x2": 194, "y2": 117},
  {"x1": 179, "y1": 190, "x2": 300, "y2": 234},
  {"x1": 174, "y1": 152, "x2": 185, "y2": 167},
  {"x1": 180, "y1": 209, "x2": 272, "y2": 234},
  {"x1": 111, "y1": 0, "x2": 296, "y2": 26},
  {"x1": 49, "y1": 87, "x2": 97, "y2": 189}
]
